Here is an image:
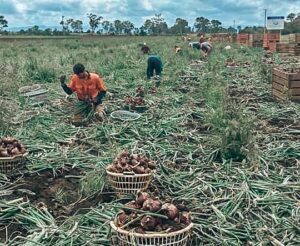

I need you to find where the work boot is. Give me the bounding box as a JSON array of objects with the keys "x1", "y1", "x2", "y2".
[{"x1": 95, "y1": 105, "x2": 106, "y2": 121}]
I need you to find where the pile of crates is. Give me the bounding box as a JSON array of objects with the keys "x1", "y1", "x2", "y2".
[
  {"x1": 263, "y1": 33, "x2": 280, "y2": 51},
  {"x1": 249, "y1": 34, "x2": 263, "y2": 48},
  {"x1": 277, "y1": 34, "x2": 300, "y2": 56},
  {"x1": 237, "y1": 34, "x2": 250, "y2": 46}
]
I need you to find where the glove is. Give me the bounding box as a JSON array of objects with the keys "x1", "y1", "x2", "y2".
[
  {"x1": 95, "y1": 105, "x2": 106, "y2": 121},
  {"x1": 60, "y1": 75, "x2": 66, "y2": 84}
]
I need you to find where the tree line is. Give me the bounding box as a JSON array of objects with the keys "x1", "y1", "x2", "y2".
[{"x1": 0, "y1": 12, "x2": 299, "y2": 36}]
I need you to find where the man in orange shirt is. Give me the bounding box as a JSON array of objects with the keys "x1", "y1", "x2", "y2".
[{"x1": 60, "y1": 63, "x2": 107, "y2": 120}]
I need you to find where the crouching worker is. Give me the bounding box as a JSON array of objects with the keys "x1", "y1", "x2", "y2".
[
  {"x1": 175, "y1": 45, "x2": 181, "y2": 53},
  {"x1": 141, "y1": 43, "x2": 150, "y2": 54},
  {"x1": 60, "y1": 63, "x2": 107, "y2": 121},
  {"x1": 147, "y1": 54, "x2": 163, "y2": 80},
  {"x1": 199, "y1": 37, "x2": 213, "y2": 57}
]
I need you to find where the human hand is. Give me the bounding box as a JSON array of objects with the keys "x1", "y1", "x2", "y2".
[
  {"x1": 95, "y1": 105, "x2": 106, "y2": 121},
  {"x1": 60, "y1": 75, "x2": 66, "y2": 84}
]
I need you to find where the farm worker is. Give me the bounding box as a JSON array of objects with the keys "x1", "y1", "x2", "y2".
[
  {"x1": 199, "y1": 37, "x2": 213, "y2": 56},
  {"x1": 175, "y1": 45, "x2": 181, "y2": 53},
  {"x1": 60, "y1": 63, "x2": 107, "y2": 120},
  {"x1": 141, "y1": 43, "x2": 150, "y2": 54},
  {"x1": 147, "y1": 54, "x2": 163, "y2": 79}
]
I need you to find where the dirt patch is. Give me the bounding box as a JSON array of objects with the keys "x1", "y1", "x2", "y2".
[
  {"x1": 8, "y1": 167, "x2": 112, "y2": 218},
  {"x1": 0, "y1": 223, "x2": 26, "y2": 244},
  {"x1": 0, "y1": 167, "x2": 113, "y2": 243}
]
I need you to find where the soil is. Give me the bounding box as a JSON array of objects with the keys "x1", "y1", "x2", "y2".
[{"x1": 0, "y1": 166, "x2": 113, "y2": 243}]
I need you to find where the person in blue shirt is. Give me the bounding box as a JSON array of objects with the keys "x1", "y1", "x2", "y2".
[{"x1": 147, "y1": 54, "x2": 163, "y2": 79}]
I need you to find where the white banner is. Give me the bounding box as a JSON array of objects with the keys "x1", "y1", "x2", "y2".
[{"x1": 267, "y1": 16, "x2": 285, "y2": 30}]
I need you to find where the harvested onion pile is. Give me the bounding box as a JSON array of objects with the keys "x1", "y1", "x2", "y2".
[
  {"x1": 107, "y1": 151, "x2": 155, "y2": 174},
  {"x1": 124, "y1": 96, "x2": 145, "y2": 106},
  {"x1": 115, "y1": 192, "x2": 192, "y2": 233},
  {"x1": 0, "y1": 137, "x2": 27, "y2": 157}
]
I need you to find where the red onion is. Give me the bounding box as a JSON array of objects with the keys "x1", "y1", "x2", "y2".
[
  {"x1": 136, "y1": 191, "x2": 149, "y2": 205},
  {"x1": 116, "y1": 212, "x2": 128, "y2": 227},
  {"x1": 180, "y1": 211, "x2": 192, "y2": 225},
  {"x1": 161, "y1": 203, "x2": 179, "y2": 220},
  {"x1": 142, "y1": 198, "x2": 162, "y2": 212},
  {"x1": 140, "y1": 216, "x2": 157, "y2": 231}
]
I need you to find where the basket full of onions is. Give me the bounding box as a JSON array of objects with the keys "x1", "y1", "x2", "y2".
[
  {"x1": 123, "y1": 96, "x2": 148, "y2": 113},
  {"x1": 106, "y1": 151, "x2": 156, "y2": 196},
  {"x1": 110, "y1": 192, "x2": 193, "y2": 246},
  {"x1": 0, "y1": 137, "x2": 27, "y2": 174}
]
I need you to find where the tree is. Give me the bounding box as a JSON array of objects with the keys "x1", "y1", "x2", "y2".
[
  {"x1": 227, "y1": 26, "x2": 236, "y2": 34},
  {"x1": 194, "y1": 17, "x2": 210, "y2": 33},
  {"x1": 70, "y1": 19, "x2": 83, "y2": 33},
  {"x1": 59, "y1": 16, "x2": 71, "y2": 33},
  {"x1": 109, "y1": 23, "x2": 115, "y2": 33},
  {"x1": 87, "y1": 13, "x2": 102, "y2": 33},
  {"x1": 286, "y1": 13, "x2": 296, "y2": 22},
  {"x1": 122, "y1": 20, "x2": 135, "y2": 34},
  {"x1": 171, "y1": 18, "x2": 189, "y2": 35},
  {"x1": 27, "y1": 25, "x2": 40, "y2": 35},
  {"x1": 102, "y1": 20, "x2": 110, "y2": 33},
  {"x1": 114, "y1": 20, "x2": 122, "y2": 34},
  {"x1": 0, "y1": 16, "x2": 8, "y2": 31},
  {"x1": 152, "y1": 13, "x2": 168, "y2": 34},
  {"x1": 210, "y1": 19, "x2": 222, "y2": 33},
  {"x1": 142, "y1": 19, "x2": 154, "y2": 34}
]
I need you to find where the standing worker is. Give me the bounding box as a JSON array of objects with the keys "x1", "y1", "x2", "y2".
[
  {"x1": 147, "y1": 54, "x2": 163, "y2": 79},
  {"x1": 199, "y1": 37, "x2": 213, "y2": 57},
  {"x1": 60, "y1": 63, "x2": 107, "y2": 121}
]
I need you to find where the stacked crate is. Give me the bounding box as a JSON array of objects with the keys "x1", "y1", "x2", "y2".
[
  {"x1": 237, "y1": 34, "x2": 250, "y2": 46},
  {"x1": 289, "y1": 33, "x2": 300, "y2": 43},
  {"x1": 276, "y1": 43, "x2": 300, "y2": 56},
  {"x1": 210, "y1": 33, "x2": 236, "y2": 42},
  {"x1": 263, "y1": 33, "x2": 280, "y2": 51},
  {"x1": 272, "y1": 68, "x2": 300, "y2": 101},
  {"x1": 249, "y1": 34, "x2": 263, "y2": 48},
  {"x1": 280, "y1": 34, "x2": 290, "y2": 43},
  {"x1": 277, "y1": 33, "x2": 300, "y2": 56}
]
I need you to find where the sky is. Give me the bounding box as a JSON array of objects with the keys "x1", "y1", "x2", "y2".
[{"x1": 0, "y1": 0, "x2": 300, "y2": 30}]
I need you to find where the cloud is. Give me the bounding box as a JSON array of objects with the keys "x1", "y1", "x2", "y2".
[{"x1": 1, "y1": 0, "x2": 299, "y2": 29}]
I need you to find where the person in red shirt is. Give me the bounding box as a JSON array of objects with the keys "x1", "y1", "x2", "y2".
[
  {"x1": 141, "y1": 43, "x2": 150, "y2": 54},
  {"x1": 60, "y1": 63, "x2": 107, "y2": 120}
]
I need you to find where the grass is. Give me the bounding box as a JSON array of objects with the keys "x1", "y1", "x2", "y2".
[{"x1": 0, "y1": 36, "x2": 299, "y2": 245}]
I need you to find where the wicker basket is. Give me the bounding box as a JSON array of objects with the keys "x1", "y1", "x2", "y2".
[
  {"x1": 106, "y1": 170, "x2": 153, "y2": 196},
  {"x1": 0, "y1": 153, "x2": 27, "y2": 174},
  {"x1": 123, "y1": 105, "x2": 148, "y2": 113},
  {"x1": 110, "y1": 221, "x2": 193, "y2": 246},
  {"x1": 18, "y1": 84, "x2": 41, "y2": 94}
]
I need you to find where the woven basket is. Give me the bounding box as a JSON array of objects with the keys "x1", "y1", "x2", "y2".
[
  {"x1": 0, "y1": 153, "x2": 27, "y2": 174},
  {"x1": 18, "y1": 84, "x2": 41, "y2": 94},
  {"x1": 110, "y1": 221, "x2": 193, "y2": 246},
  {"x1": 106, "y1": 170, "x2": 153, "y2": 196},
  {"x1": 123, "y1": 105, "x2": 148, "y2": 113},
  {"x1": 111, "y1": 110, "x2": 141, "y2": 121}
]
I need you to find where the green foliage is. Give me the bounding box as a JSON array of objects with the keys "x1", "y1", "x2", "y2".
[
  {"x1": 0, "y1": 15, "x2": 8, "y2": 31},
  {"x1": 80, "y1": 169, "x2": 107, "y2": 196},
  {"x1": 24, "y1": 57, "x2": 56, "y2": 83}
]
